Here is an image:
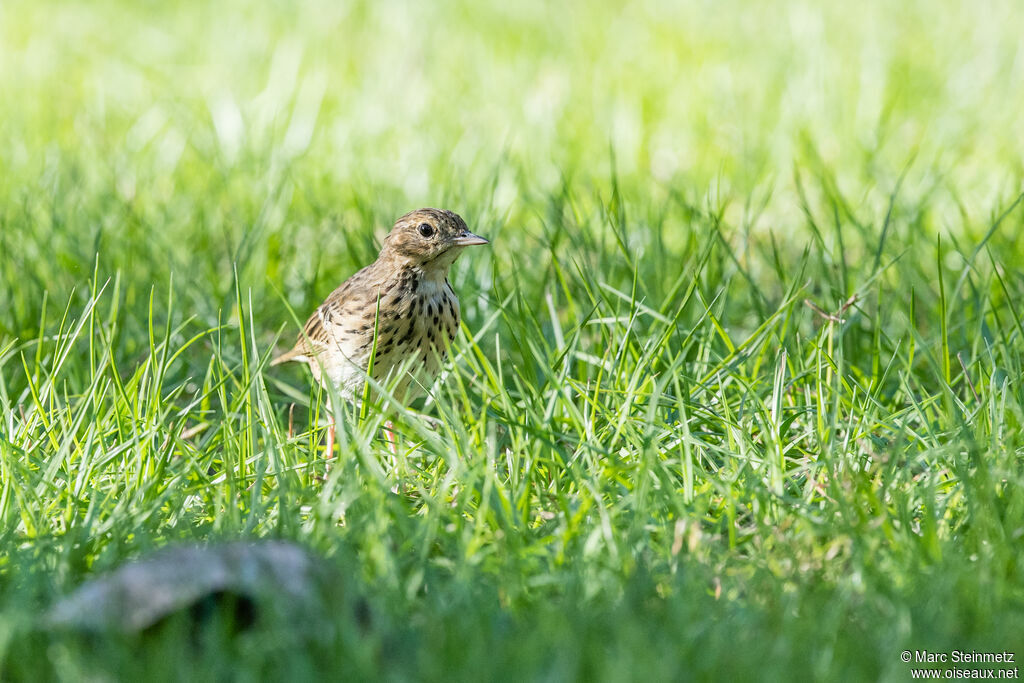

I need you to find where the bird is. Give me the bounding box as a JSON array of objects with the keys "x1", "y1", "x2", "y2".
[{"x1": 271, "y1": 208, "x2": 489, "y2": 456}]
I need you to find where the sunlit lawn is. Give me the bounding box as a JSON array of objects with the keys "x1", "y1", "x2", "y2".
[{"x1": 1, "y1": 0, "x2": 1023, "y2": 679}]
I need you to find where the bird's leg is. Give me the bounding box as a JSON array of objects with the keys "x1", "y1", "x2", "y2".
[
  {"x1": 325, "y1": 419, "x2": 336, "y2": 459},
  {"x1": 383, "y1": 420, "x2": 398, "y2": 456}
]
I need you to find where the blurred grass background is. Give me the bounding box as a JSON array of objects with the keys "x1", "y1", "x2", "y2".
[
  {"x1": 3, "y1": 0, "x2": 1023, "y2": 333},
  {"x1": 1, "y1": 0, "x2": 1024, "y2": 680}
]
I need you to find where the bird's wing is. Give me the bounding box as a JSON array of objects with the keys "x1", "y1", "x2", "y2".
[
  {"x1": 270, "y1": 267, "x2": 375, "y2": 366},
  {"x1": 269, "y1": 311, "x2": 327, "y2": 366}
]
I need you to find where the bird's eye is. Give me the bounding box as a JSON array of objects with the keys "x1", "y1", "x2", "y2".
[{"x1": 418, "y1": 223, "x2": 435, "y2": 238}]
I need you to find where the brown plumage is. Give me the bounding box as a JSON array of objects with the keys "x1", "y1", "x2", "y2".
[{"x1": 272, "y1": 208, "x2": 488, "y2": 407}]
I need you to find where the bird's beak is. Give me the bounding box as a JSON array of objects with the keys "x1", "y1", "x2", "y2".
[{"x1": 452, "y1": 231, "x2": 489, "y2": 246}]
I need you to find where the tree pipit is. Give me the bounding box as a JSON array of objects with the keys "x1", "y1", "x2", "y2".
[{"x1": 271, "y1": 208, "x2": 489, "y2": 456}]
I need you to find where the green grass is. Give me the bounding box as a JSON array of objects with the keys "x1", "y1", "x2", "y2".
[{"x1": 2, "y1": 0, "x2": 1024, "y2": 680}]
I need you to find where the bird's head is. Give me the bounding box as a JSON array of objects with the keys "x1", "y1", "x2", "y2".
[{"x1": 381, "y1": 208, "x2": 488, "y2": 272}]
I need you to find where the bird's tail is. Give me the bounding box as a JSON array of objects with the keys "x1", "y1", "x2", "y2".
[{"x1": 269, "y1": 348, "x2": 306, "y2": 366}]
